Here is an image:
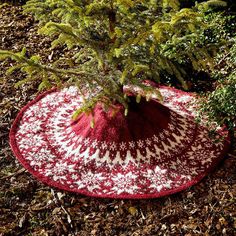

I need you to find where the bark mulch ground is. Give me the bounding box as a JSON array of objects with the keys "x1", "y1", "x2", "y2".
[{"x1": 0, "y1": 3, "x2": 235, "y2": 236}]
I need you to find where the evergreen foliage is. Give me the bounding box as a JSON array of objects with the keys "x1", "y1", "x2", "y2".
[
  {"x1": 0, "y1": 0, "x2": 231, "y2": 117},
  {"x1": 199, "y1": 38, "x2": 236, "y2": 134}
]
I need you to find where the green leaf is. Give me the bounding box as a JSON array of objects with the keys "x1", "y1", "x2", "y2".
[
  {"x1": 21, "y1": 47, "x2": 27, "y2": 56},
  {"x1": 38, "y1": 79, "x2": 51, "y2": 91},
  {"x1": 206, "y1": 0, "x2": 227, "y2": 8},
  {"x1": 132, "y1": 64, "x2": 149, "y2": 76},
  {"x1": 114, "y1": 48, "x2": 122, "y2": 58},
  {"x1": 72, "y1": 108, "x2": 83, "y2": 120},
  {"x1": 6, "y1": 64, "x2": 23, "y2": 75},
  {"x1": 120, "y1": 69, "x2": 128, "y2": 84},
  {"x1": 14, "y1": 78, "x2": 30, "y2": 88},
  {"x1": 115, "y1": 27, "x2": 123, "y2": 38},
  {"x1": 30, "y1": 55, "x2": 41, "y2": 63}
]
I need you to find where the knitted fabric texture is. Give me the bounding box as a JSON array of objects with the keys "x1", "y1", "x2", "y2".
[{"x1": 9, "y1": 86, "x2": 230, "y2": 199}]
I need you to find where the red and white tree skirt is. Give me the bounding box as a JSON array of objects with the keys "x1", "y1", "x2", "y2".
[{"x1": 9, "y1": 86, "x2": 230, "y2": 198}]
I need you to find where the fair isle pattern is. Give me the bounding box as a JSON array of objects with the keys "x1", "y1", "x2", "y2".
[{"x1": 10, "y1": 86, "x2": 229, "y2": 198}]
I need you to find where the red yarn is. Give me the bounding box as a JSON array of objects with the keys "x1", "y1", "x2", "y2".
[{"x1": 9, "y1": 86, "x2": 230, "y2": 199}]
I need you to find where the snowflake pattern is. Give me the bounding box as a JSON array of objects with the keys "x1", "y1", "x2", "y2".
[
  {"x1": 153, "y1": 135, "x2": 159, "y2": 142},
  {"x1": 110, "y1": 172, "x2": 139, "y2": 194},
  {"x1": 169, "y1": 158, "x2": 198, "y2": 176},
  {"x1": 137, "y1": 140, "x2": 144, "y2": 148},
  {"x1": 29, "y1": 105, "x2": 48, "y2": 118},
  {"x1": 169, "y1": 124, "x2": 175, "y2": 131},
  {"x1": 101, "y1": 141, "x2": 108, "y2": 149},
  {"x1": 19, "y1": 120, "x2": 42, "y2": 133},
  {"x1": 84, "y1": 138, "x2": 90, "y2": 146},
  {"x1": 146, "y1": 138, "x2": 152, "y2": 146},
  {"x1": 129, "y1": 141, "x2": 135, "y2": 148},
  {"x1": 145, "y1": 166, "x2": 173, "y2": 192},
  {"x1": 120, "y1": 142, "x2": 126, "y2": 151},
  {"x1": 91, "y1": 140, "x2": 98, "y2": 148},
  {"x1": 25, "y1": 148, "x2": 54, "y2": 167},
  {"x1": 110, "y1": 142, "x2": 117, "y2": 151},
  {"x1": 10, "y1": 86, "x2": 229, "y2": 198},
  {"x1": 18, "y1": 134, "x2": 45, "y2": 150},
  {"x1": 43, "y1": 160, "x2": 76, "y2": 182},
  {"x1": 75, "y1": 171, "x2": 106, "y2": 192}
]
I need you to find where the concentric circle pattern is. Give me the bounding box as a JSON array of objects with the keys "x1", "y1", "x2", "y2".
[{"x1": 10, "y1": 86, "x2": 230, "y2": 198}]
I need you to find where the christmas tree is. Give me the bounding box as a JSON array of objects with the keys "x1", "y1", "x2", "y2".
[
  {"x1": 0, "y1": 0, "x2": 228, "y2": 116},
  {"x1": 0, "y1": 0, "x2": 231, "y2": 198}
]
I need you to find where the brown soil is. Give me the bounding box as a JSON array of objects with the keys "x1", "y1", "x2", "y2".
[{"x1": 0, "y1": 3, "x2": 235, "y2": 236}]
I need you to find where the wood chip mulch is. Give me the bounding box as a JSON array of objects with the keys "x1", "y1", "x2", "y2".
[{"x1": 0, "y1": 3, "x2": 235, "y2": 236}]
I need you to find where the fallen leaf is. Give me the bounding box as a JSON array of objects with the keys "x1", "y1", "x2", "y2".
[{"x1": 128, "y1": 207, "x2": 138, "y2": 216}]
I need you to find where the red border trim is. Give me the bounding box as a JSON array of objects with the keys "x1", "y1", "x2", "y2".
[{"x1": 9, "y1": 86, "x2": 231, "y2": 199}]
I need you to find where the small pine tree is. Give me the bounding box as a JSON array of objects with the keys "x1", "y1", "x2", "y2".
[{"x1": 0, "y1": 0, "x2": 229, "y2": 117}]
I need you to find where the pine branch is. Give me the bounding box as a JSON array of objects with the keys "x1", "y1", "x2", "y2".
[{"x1": 1, "y1": 0, "x2": 232, "y2": 113}]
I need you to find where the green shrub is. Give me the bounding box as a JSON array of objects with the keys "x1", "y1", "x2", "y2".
[
  {"x1": 0, "y1": 0, "x2": 232, "y2": 117},
  {"x1": 199, "y1": 40, "x2": 236, "y2": 134}
]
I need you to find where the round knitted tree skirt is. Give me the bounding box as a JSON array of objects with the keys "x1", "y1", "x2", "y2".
[{"x1": 10, "y1": 86, "x2": 230, "y2": 199}]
